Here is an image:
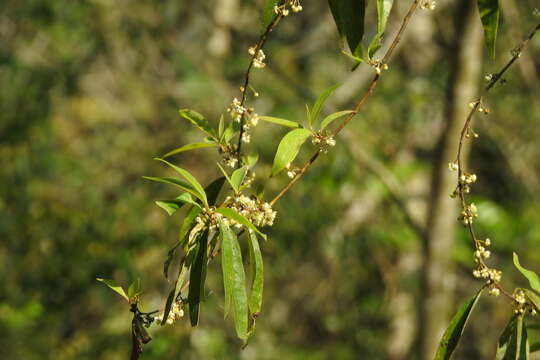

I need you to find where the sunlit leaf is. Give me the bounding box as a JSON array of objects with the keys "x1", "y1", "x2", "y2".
[
  {"x1": 434, "y1": 289, "x2": 482, "y2": 360},
  {"x1": 128, "y1": 278, "x2": 141, "y2": 299},
  {"x1": 320, "y1": 110, "x2": 355, "y2": 131},
  {"x1": 217, "y1": 163, "x2": 239, "y2": 193},
  {"x1": 247, "y1": 230, "x2": 264, "y2": 316},
  {"x1": 513, "y1": 253, "x2": 540, "y2": 293},
  {"x1": 154, "y1": 158, "x2": 208, "y2": 207},
  {"x1": 271, "y1": 128, "x2": 312, "y2": 176},
  {"x1": 328, "y1": 0, "x2": 367, "y2": 55},
  {"x1": 161, "y1": 142, "x2": 218, "y2": 159},
  {"x1": 97, "y1": 278, "x2": 129, "y2": 302},
  {"x1": 524, "y1": 289, "x2": 540, "y2": 315},
  {"x1": 220, "y1": 221, "x2": 248, "y2": 341},
  {"x1": 188, "y1": 231, "x2": 209, "y2": 326},
  {"x1": 231, "y1": 167, "x2": 248, "y2": 192},
  {"x1": 143, "y1": 176, "x2": 205, "y2": 206},
  {"x1": 259, "y1": 116, "x2": 301, "y2": 128},
  {"x1": 155, "y1": 193, "x2": 201, "y2": 216},
  {"x1": 368, "y1": 0, "x2": 394, "y2": 58},
  {"x1": 477, "y1": 0, "x2": 500, "y2": 59},
  {"x1": 243, "y1": 153, "x2": 259, "y2": 169},
  {"x1": 179, "y1": 109, "x2": 218, "y2": 140},
  {"x1": 215, "y1": 207, "x2": 267, "y2": 240},
  {"x1": 310, "y1": 84, "x2": 340, "y2": 128}
]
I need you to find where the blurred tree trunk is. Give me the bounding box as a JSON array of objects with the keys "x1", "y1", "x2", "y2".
[{"x1": 419, "y1": 1, "x2": 483, "y2": 359}]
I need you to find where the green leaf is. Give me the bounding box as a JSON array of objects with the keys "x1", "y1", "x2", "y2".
[
  {"x1": 496, "y1": 314, "x2": 529, "y2": 360},
  {"x1": 434, "y1": 289, "x2": 482, "y2": 360},
  {"x1": 218, "y1": 114, "x2": 225, "y2": 139},
  {"x1": 310, "y1": 84, "x2": 340, "y2": 128},
  {"x1": 368, "y1": 0, "x2": 394, "y2": 59},
  {"x1": 179, "y1": 109, "x2": 218, "y2": 140},
  {"x1": 530, "y1": 342, "x2": 540, "y2": 353},
  {"x1": 220, "y1": 221, "x2": 248, "y2": 341},
  {"x1": 513, "y1": 253, "x2": 540, "y2": 293},
  {"x1": 247, "y1": 231, "x2": 264, "y2": 316},
  {"x1": 97, "y1": 278, "x2": 129, "y2": 302},
  {"x1": 155, "y1": 193, "x2": 201, "y2": 216},
  {"x1": 328, "y1": 0, "x2": 367, "y2": 55},
  {"x1": 143, "y1": 176, "x2": 206, "y2": 207},
  {"x1": 477, "y1": 0, "x2": 501, "y2": 59},
  {"x1": 320, "y1": 110, "x2": 355, "y2": 131},
  {"x1": 128, "y1": 278, "x2": 141, "y2": 299},
  {"x1": 261, "y1": 0, "x2": 280, "y2": 33},
  {"x1": 215, "y1": 207, "x2": 267, "y2": 240},
  {"x1": 243, "y1": 153, "x2": 259, "y2": 169},
  {"x1": 259, "y1": 116, "x2": 301, "y2": 128},
  {"x1": 231, "y1": 167, "x2": 248, "y2": 192},
  {"x1": 216, "y1": 162, "x2": 239, "y2": 193},
  {"x1": 161, "y1": 142, "x2": 218, "y2": 159},
  {"x1": 188, "y1": 231, "x2": 209, "y2": 326},
  {"x1": 524, "y1": 289, "x2": 540, "y2": 315},
  {"x1": 271, "y1": 128, "x2": 312, "y2": 176},
  {"x1": 154, "y1": 158, "x2": 208, "y2": 207}
]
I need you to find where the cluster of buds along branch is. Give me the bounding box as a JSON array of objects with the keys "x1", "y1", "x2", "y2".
[
  {"x1": 222, "y1": 194, "x2": 277, "y2": 227},
  {"x1": 274, "y1": 0, "x2": 303, "y2": 17},
  {"x1": 155, "y1": 301, "x2": 184, "y2": 325},
  {"x1": 420, "y1": 0, "x2": 436, "y2": 10},
  {"x1": 312, "y1": 131, "x2": 336, "y2": 153},
  {"x1": 248, "y1": 46, "x2": 267, "y2": 69}
]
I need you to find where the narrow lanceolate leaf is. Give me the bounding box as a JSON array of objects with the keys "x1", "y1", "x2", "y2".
[
  {"x1": 310, "y1": 84, "x2": 340, "y2": 128},
  {"x1": 496, "y1": 314, "x2": 529, "y2": 360},
  {"x1": 477, "y1": 0, "x2": 500, "y2": 59},
  {"x1": 96, "y1": 278, "x2": 129, "y2": 302},
  {"x1": 259, "y1": 116, "x2": 301, "y2": 128},
  {"x1": 328, "y1": 0, "x2": 367, "y2": 55},
  {"x1": 513, "y1": 253, "x2": 540, "y2": 293},
  {"x1": 434, "y1": 289, "x2": 483, "y2": 360},
  {"x1": 247, "y1": 230, "x2": 264, "y2": 316},
  {"x1": 215, "y1": 207, "x2": 267, "y2": 240},
  {"x1": 161, "y1": 142, "x2": 218, "y2": 159},
  {"x1": 154, "y1": 158, "x2": 208, "y2": 207},
  {"x1": 271, "y1": 128, "x2": 312, "y2": 176},
  {"x1": 261, "y1": 0, "x2": 280, "y2": 33},
  {"x1": 216, "y1": 162, "x2": 238, "y2": 193},
  {"x1": 156, "y1": 193, "x2": 201, "y2": 216},
  {"x1": 320, "y1": 110, "x2": 355, "y2": 131},
  {"x1": 188, "y1": 231, "x2": 209, "y2": 326},
  {"x1": 220, "y1": 221, "x2": 249, "y2": 342},
  {"x1": 179, "y1": 109, "x2": 218, "y2": 140},
  {"x1": 368, "y1": 0, "x2": 394, "y2": 59},
  {"x1": 231, "y1": 167, "x2": 248, "y2": 192},
  {"x1": 143, "y1": 176, "x2": 205, "y2": 207}
]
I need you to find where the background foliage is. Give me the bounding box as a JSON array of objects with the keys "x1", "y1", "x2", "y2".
[{"x1": 1, "y1": 0, "x2": 540, "y2": 359}]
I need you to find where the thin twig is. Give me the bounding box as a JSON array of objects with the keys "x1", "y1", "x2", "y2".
[{"x1": 270, "y1": 0, "x2": 421, "y2": 206}]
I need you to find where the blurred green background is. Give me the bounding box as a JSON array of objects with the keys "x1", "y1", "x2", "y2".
[{"x1": 1, "y1": 0, "x2": 540, "y2": 359}]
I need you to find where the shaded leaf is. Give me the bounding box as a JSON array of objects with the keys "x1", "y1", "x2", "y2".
[
  {"x1": 328, "y1": 0, "x2": 367, "y2": 55},
  {"x1": 261, "y1": 0, "x2": 280, "y2": 33},
  {"x1": 154, "y1": 158, "x2": 208, "y2": 207},
  {"x1": 496, "y1": 314, "x2": 528, "y2": 360},
  {"x1": 215, "y1": 207, "x2": 267, "y2": 240},
  {"x1": 434, "y1": 289, "x2": 482, "y2": 360},
  {"x1": 310, "y1": 84, "x2": 340, "y2": 128},
  {"x1": 216, "y1": 162, "x2": 238, "y2": 193},
  {"x1": 477, "y1": 0, "x2": 501, "y2": 59},
  {"x1": 220, "y1": 221, "x2": 248, "y2": 341},
  {"x1": 188, "y1": 231, "x2": 209, "y2": 326},
  {"x1": 513, "y1": 253, "x2": 540, "y2": 293},
  {"x1": 97, "y1": 278, "x2": 129, "y2": 302},
  {"x1": 179, "y1": 109, "x2": 218, "y2": 140},
  {"x1": 524, "y1": 289, "x2": 540, "y2": 315},
  {"x1": 531, "y1": 342, "x2": 540, "y2": 352},
  {"x1": 320, "y1": 110, "x2": 355, "y2": 131},
  {"x1": 259, "y1": 116, "x2": 301, "y2": 128},
  {"x1": 271, "y1": 128, "x2": 312, "y2": 176},
  {"x1": 247, "y1": 230, "x2": 264, "y2": 315},
  {"x1": 161, "y1": 142, "x2": 218, "y2": 159}
]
